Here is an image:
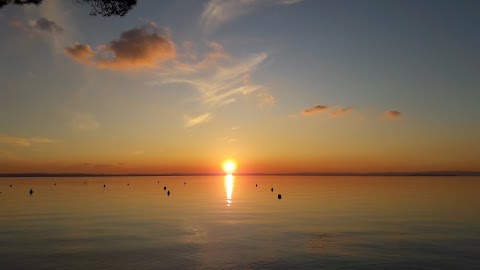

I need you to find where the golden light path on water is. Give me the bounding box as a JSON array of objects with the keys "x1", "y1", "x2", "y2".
[{"x1": 224, "y1": 174, "x2": 234, "y2": 206}]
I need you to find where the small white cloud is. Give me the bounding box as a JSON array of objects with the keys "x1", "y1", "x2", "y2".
[
  {"x1": 257, "y1": 92, "x2": 275, "y2": 107},
  {"x1": 184, "y1": 113, "x2": 212, "y2": 128},
  {"x1": 201, "y1": 0, "x2": 304, "y2": 32}
]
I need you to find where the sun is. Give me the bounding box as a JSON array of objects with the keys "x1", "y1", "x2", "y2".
[{"x1": 223, "y1": 160, "x2": 236, "y2": 174}]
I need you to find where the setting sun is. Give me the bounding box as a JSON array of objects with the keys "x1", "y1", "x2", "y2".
[{"x1": 223, "y1": 161, "x2": 236, "y2": 174}]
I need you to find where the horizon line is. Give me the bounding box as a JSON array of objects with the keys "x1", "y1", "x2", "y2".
[{"x1": 1, "y1": 171, "x2": 479, "y2": 177}]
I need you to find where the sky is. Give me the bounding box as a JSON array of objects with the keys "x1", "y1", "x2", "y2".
[{"x1": 0, "y1": 0, "x2": 479, "y2": 174}]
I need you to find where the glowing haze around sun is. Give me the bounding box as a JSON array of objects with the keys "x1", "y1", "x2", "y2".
[{"x1": 223, "y1": 161, "x2": 236, "y2": 174}]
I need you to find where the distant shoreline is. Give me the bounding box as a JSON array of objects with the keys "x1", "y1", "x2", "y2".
[{"x1": 1, "y1": 172, "x2": 479, "y2": 177}]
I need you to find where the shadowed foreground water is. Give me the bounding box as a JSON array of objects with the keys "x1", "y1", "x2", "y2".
[{"x1": 1, "y1": 176, "x2": 479, "y2": 269}]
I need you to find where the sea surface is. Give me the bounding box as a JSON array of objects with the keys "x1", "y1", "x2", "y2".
[{"x1": 0, "y1": 176, "x2": 479, "y2": 269}]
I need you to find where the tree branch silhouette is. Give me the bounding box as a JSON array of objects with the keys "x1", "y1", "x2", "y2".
[{"x1": 0, "y1": 0, "x2": 137, "y2": 17}]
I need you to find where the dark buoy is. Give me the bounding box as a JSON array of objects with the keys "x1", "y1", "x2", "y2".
[
  {"x1": 164, "y1": 186, "x2": 166, "y2": 190},
  {"x1": 184, "y1": 182, "x2": 186, "y2": 185},
  {"x1": 158, "y1": 181, "x2": 159, "y2": 183},
  {"x1": 278, "y1": 194, "x2": 282, "y2": 199},
  {"x1": 103, "y1": 184, "x2": 105, "y2": 188},
  {"x1": 127, "y1": 183, "x2": 129, "y2": 186},
  {"x1": 271, "y1": 187, "x2": 274, "y2": 192},
  {"x1": 54, "y1": 182, "x2": 56, "y2": 186},
  {"x1": 29, "y1": 189, "x2": 33, "y2": 195},
  {"x1": 10, "y1": 185, "x2": 12, "y2": 187},
  {"x1": 167, "y1": 190, "x2": 170, "y2": 196},
  {"x1": 256, "y1": 184, "x2": 258, "y2": 187}
]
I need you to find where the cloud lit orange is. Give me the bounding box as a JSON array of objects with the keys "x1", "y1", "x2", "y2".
[
  {"x1": 384, "y1": 110, "x2": 402, "y2": 119},
  {"x1": 65, "y1": 24, "x2": 175, "y2": 70},
  {"x1": 302, "y1": 104, "x2": 329, "y2": 115}
]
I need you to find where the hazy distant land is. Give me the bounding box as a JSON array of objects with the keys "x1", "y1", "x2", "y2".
[{"x1": 1, "y1": 171, "x2": 479, "y2": 177}]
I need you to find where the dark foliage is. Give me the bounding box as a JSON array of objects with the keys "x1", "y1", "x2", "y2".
[
  {"x1": 73, "y1": 0, "x2": 136, "y2": 17},
  {"x1": 0, "y1": 0, "x2": 137, "y2": 17},
  {"x1": 0, "y1": 0, "x2": 42, "y2": 8}
]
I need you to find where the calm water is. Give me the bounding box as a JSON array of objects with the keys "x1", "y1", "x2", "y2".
[{"x1": 0, "y1": 176, "x2": 479, "y2": 269}]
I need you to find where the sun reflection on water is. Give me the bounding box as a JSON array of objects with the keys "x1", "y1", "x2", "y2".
[{"x1": 225, "y1": 174, "x2": 234, "y2": 206}]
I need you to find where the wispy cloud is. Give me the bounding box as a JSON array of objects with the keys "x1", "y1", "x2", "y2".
[
  {"x1": 296, "y1": 105, "x2": 402, "y2": 120},
  {"x1": 9, "y1": 16, "x2": 63, "y2": 34},
  {"x1": 31, "y1": 17, "x2": 63, "y2": 33},
  {"x1": 184, "y1": 113, "x2": 212, "y2": 128},
  {"x1": 176, "y1": 41, "x2": 229, "y2": 69},
  {"x1": 66, "y1": 24, "x2": 272, "y2": 126},
  {"x1": 201, "y1": 0, "x2": 303, "y2": 32},
  {"x1": 65, "y1": 23, "x2": 176, "y2": 70},
  {"x1": 330, "y1": 107, "x2": 352, "y2": 117},
  {"x1": 65, "y1": 43, "x2": 94, "y2": 64},
  {"x1": 0, "y1": 135, "x2": 56, "y2": 147},
  {"x1": 162, "y1": 50, "x2": 269, "y2": 108},
  {"x1": 70, "y1": 112, "x2": 100, "y2": 131},
  {"x1": 384, "y1": 110, "x2": 401, "y2": 119},
  {"x1": 9, "y1": 18, "x2": 24, "y2": 30},
  {"x1": 302, "y1": 104, "x2": 329, "y2": 115},
  {"x1": 298, "y1": 104, "x2": 356, "y2": 118},
  {"x1": 257, "y1": 92, "x2": 275, "y2": 107}
]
